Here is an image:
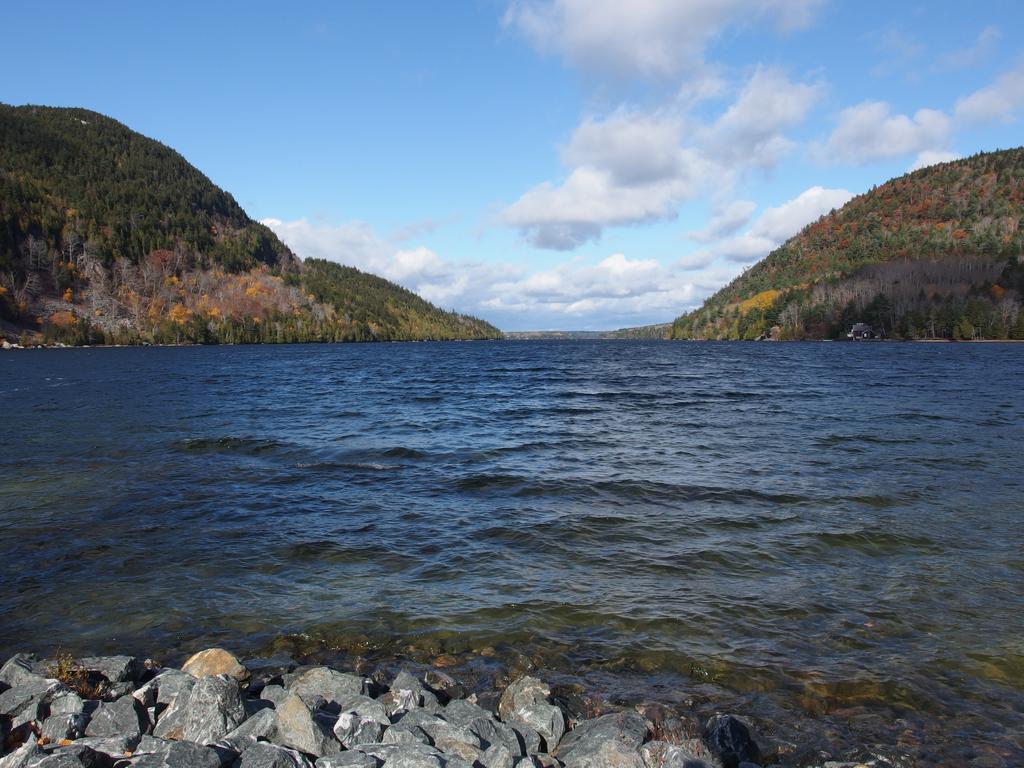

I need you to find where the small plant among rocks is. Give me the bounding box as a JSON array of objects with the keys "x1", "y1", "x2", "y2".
[{"x1": 46, "y1": 650, "x2": 102, "y2": 698}]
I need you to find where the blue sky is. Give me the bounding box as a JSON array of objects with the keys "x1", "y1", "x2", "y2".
[{"x1": 2, "y1": 1, "x2": 1023, "y2": 330}]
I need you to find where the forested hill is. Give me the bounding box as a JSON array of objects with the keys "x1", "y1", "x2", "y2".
[
  {"x1": 0, "y1": 104, "x2": 500, "y2": 344},
  {"x1": 673, "y1": 148, "x2": 1024, "y2": 340}
]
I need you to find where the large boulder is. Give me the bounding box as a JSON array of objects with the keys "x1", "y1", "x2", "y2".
[
  {"x1": 442, "y1": 700, "x2": 492, "y2": 727},
  {"x1": 498, "y1": 678, "x2": 564, "y2": 752},
  {"x1": 479, "y1": 742, "x2": 517, "y2": 768},
  {"x1": 177, "y1": 675, "x2": 247, "y2": 744},
  {"x1": 76, "y1": 656, "x2": 144, "y2": 685},
  {"x1": 285, "y1": 669, "x2": 365, "y2": 711},
  {"x1": 26, "y1": 748, "x2": 107, "y2": 768},
  {"x1": 331, "y1": 696, "x2": 390, "y2": 748},
  {"x1": 216, "y1": 707, "x2": 279, "y2": 754},
  {"x1": 119, "y1": 737, "x2": 223, "y2": 768},
  {"x1": 555, "y1": 712, "x2": 648, "y2": 768},
  {"x1": 467, "y1": 716, "x2": 526, "y2": 757},
  {"x1": 0, "y1": 740, "x2": 42, "y2": 768},
  {"x1": 238, "y1": 742, "x2": 314, "y2": 768},
  {"x1": 272, "y1": 693, "x2": 340, "y2": 758},
  {"x1": 0, "y1": 678, "x2": 65, "y2": 731},
  {"x1": 182, "y1": 650, "x2": 249, "y2": 683},
  {"x1": 0, "y1": 655, "x2": 50, "y2": 689},
  {"x1": 84, "y1": 694, "x2": 149, "y2": 739},
  {"x1": 701, "y1": 716, "x2": 759, "y2": 768},
  {"x1": 640, "y1": 741, "x2": 714, "y2": 768},
  {"x1": 149, "y1": 673, "x2": 197, "y2": 740},
  {"x1": 315, "y1": 754, "x2": 381, "y2": 768}
]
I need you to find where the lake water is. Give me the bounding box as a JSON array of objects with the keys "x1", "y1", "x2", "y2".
[{"x1": 1, "y1": 341, "x2": 1022, "y2": 765}]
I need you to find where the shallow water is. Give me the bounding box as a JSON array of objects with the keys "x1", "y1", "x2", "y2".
[{"x1": 1, "y1": 341, "x2": 1022, "y2": 764}]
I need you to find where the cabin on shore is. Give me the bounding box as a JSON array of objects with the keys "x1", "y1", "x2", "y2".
[{"x1": 847, "y1": 322, "x2": 881, "y2": 340}]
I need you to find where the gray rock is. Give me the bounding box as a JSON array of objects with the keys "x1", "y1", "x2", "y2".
[
  {"x1": 418, "y1": 720, "x2": 482, "y2": 761},
  {"x1": 556, "y1": 712, "x2": 647, "y2": 756},
  {"x1": 466, "y1": 717, "x2": 524, "y2": 757},
  {"x1": 332, "y1": 696, "x2": 389, "y2": 748},
  {"x1": 76, "y1": 657, "x2": 143, "y2": 684},
  {"x1": 271, "y1": 693, "x2": 340, "y2": 758},
  {"x1": 640, "y1": 741, "x2": 714, "y2": 768},
  {"x1": 442, "y1": 701, "x2": 491, "y2": 728},
  {"x1": 496, "y1": 678, "x2": 564, "y2": 751},
  {"x1": 0, "y1": 741, "x2": 42, "y2": 768},
  {"x1": 84, "y1": 694, "x2": 149, "y2": 739},
  {"x1": 377, "y1": 745, "x2": 443, "y2": 768},
  {"x1": 41, "y1": 711, "x2": 90, "y2": 741},
  {"x1": 238, "y1": 743, "x2": 314, "y2": 768},
  {"x1": 260, "y1": 686, "x2": 288, "y2": 707},
  {"x1": 0, "y1": 655, "x2": 49, "y2": 690},
  {"x1": 50, "y1": 691, "x2": 87, "y2": 717},
  {"x1": 26, "y1": 752, "x2": 96, "y2": 768},
  {"x1": 510, "y1": 725, "x2": 542, "y2": 757},
  {"x1": 701, "y1": 716, "x2": 759, "y2": 768},
  {"x1": 286, "y1": 669, "x2": 365, "y2": 711},
  {"x1": 0, "y1": 684, "x2": 48, "y2": 730},
  {"x1": 508, "y1": 704, "x2": 564, "y2": 753},
  {"x1": 381, "y1": 726, "x2": 431, "y2": 746},
  {"x1": 118, "y1": 738, "x2": 223, "y2": 768},
  {"x1": 216, "y1": 707, "x2": 278, "y2": 753},
  {"x1": 147, "y1": 672, "x2": 198, "y2": 740},
  {"x1": 349, "y1": 744, "x2": 440, "y2": 765},
  {"x1": 178, "y1": 676, "x2": 247, "y2": 745},
  {"x1": 63, "y1": 735, "x2": 141, "y2": 759},
  {"x1": 315, "y1": 755, "x2": 380, "y2": 768},
  {"x1": 555, "y1": 712, "x2": 648, "y2": 768},
  {"x1": 479, "y1": 743, "x2": 516, "y2": 768},
  {"x1": 497, "y1": 679, "x2": 549, "y2": 724}
]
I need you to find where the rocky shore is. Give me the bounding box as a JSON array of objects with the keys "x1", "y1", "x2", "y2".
[{"x1": 0, "y1": 649, "x2": 890, "y2": 768}]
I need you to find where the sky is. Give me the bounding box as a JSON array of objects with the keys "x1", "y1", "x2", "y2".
[{"x1": 2, "y1": 1, "x2": 1023, "y2": 331}]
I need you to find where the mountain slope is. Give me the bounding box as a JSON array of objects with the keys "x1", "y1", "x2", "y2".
[
  {"x1": 0, "y1": 104, "x2": 499, "y2": 344},
  {"x1": 672, "y1": 148, "x2": 1024, "y2": 340}
]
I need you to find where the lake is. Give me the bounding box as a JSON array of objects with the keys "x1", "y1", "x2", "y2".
[{"x1": 1, "y1": 341, "x2": 1021, "y2": 765}]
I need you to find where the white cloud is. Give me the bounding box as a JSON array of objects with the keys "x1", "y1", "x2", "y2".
[
  {"x1": 818, "y1": 101, "x2": 951, "y2": 165},
  {"x1": 503, "y1": 68, "x2": 823, "y2": 250},
  {"x1": 502, "y1": 137, "x2": 713, "y2": 249},
  {"x1": 688, "y1": 200, "x2": 757, "y2": 243},
  {"x1": 954, "y1": 62, "x2": 1024, "y2": 125},
  {"x1": 682, "y1": 185, "x2": 853, "y2": 267},
  {"x1": 503, "y1": 0, "x2": 822, "y2": 78},
  {"x1": 263, "y1": 217, "x2": 702, "y2": 330},
  {"x1": 704, "y1": 66, "x2": 824, "y2": 167}
]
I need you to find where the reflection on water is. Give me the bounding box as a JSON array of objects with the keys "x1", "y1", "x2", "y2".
[{"x1": 1, "y1": 341, "x2": 1022, "y2": 765}]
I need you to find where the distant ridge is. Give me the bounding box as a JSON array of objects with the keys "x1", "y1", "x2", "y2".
[
  {"x1": 505, "y1": 323, "x2": 671, "y2": 340},
  {"x1": 673, "y1": 148, "x2": 1024, "y2": 340},
  {"x1": 0, "y1": 104, "x2": 500, "y2": 344}
]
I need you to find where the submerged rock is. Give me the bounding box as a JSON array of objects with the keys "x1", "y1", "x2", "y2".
[
  {"x1": 181, "y1": 650, "x2": 249, "y2": 683},
  {"x1": 701, "y1": 716, "x2": 759, "y2": 768}
]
